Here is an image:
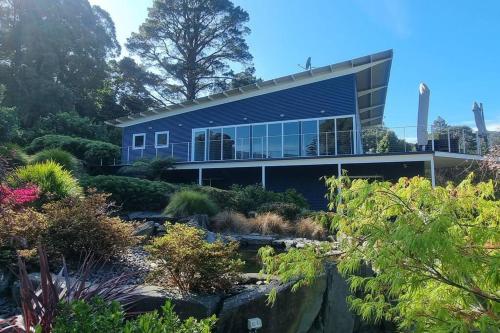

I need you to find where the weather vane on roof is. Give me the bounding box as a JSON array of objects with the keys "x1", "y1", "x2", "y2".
[{"x1": 298, "y1": 57, "x2": 313, "y2": 70}]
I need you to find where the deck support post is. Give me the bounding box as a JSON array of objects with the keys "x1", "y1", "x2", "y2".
[
  {"x1": 261, "y1": 166, "x2": 266, "y2": 189},
  {"x1": 430, "y1": 157, "x2": 436, "y2": 188},
  {"x1": 198, "y1": 168, "x2": 203, "y2": 186}
]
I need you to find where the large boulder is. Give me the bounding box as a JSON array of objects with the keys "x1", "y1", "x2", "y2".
[
  {"x1": 216, "y1": 276, "x2": 327, "y2": 333},
  {"x1": 128, "y1": 285, "x2": 222, "y2": 320}
]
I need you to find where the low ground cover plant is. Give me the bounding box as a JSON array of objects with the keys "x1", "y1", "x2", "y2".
[
  {"x1": 8, "y1": 161, "x2": 82, "y2": 201},
  {"x1": 52, "y1": 298, "x2": 216, "y2": 333},
  {"x1": 81, "y1": 175, "x2": 176, "y2": 211},
  {"x1": 146, "y1": 223, "x2": 243, "y2": 294},
  {"x1": 164, "y1": 190, "x2": 219, "y2": 217}
]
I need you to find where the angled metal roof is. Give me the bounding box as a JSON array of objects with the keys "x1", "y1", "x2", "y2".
[{"x1": 106, "y1": 49, "x2": 392, "y2": 128}]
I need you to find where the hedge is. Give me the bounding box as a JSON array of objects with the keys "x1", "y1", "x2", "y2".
[
  {"x1": 27, "y1": 135, "x2": 120, "y2": 165},
  {"x1": 80, "y1": 175, "x2": 177, "y2": 211}
]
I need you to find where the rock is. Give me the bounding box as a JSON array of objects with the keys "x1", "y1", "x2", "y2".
[
  {"x1": 11, "y1": 273, "x2": 42, "y2": 305},
  {"x1": 0, "y1": 269, "x2": 13, "y2": 297},
  {"x1": 128, "y1": 285, "x2": 222, "y2": 320},
  {"x1": 307, "y1": 263, "x2": 354, "y2": 333},
  {"x1": 216, "y1": 275, "x2": 327, "y2": 333},
  {"x1": 187, "y1": 215, "x2": 209, "y2": 229},
  {"x1": 133, "y1": 221, "x2": 156, "y2": 237},
  {"x1": 126, "y1": 211, "x2": 166, "y2": 223}
]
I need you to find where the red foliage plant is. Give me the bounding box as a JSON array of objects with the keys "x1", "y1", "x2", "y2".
[{"x1": 0, "y1": 185, "x2": 39, "y2": 207}]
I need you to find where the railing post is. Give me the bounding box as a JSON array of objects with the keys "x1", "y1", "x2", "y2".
[
  {"x1": 100, "y1": 158, "x2": 103, "y2": 166},
  {"x1": 431, "y1": 128, "x2": 435, "y2": 151},
  {"x1": 127, "y1": 147, "x2": 130, "y2": 164},
  {"x1": 155, "y1": 148, "x2": 158, "y2": 158},
  {"x1": 462, "y1": 129, "x2": 465, "y2": 153},
  {"x1": 140, "y1": 149, "x2": 144, "y2": 158},
  {"x1": 171, "y1": 144, "x2": 174, "y2": 158},
  {"x1": 403, "y1": 127, "x2": 406, "y2": 152},
  {"x1": 187, "y1": 143, "x2": 190, "y2": 162},
  {"x1": 476, "y1": 132, "x2": 480, "y2": 155},
  {"x1": 447, "y1": 128, "x2": 451, "y2": 152}
]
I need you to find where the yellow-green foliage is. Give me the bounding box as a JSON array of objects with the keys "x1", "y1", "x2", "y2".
[
  {"x1": 164, "y1": 190, "x2": 219, "y2": 217},
  {"x1": 146, "y1": 223, "x2": 243, "y2": 294},
  {"x1": 259, "y1": 174, "x2": 499, "y2": 332},
  {"x1": 8, "y1": 161, "x2": 82, "y2": 200}
]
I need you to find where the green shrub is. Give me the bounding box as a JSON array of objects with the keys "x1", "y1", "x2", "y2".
[
  {"x1": 53, "y1": 297, "x2": 216, "y2": 333},
  {"x1": 146, "y1": 223, "x2": 243, "y2": 293},
  {"x1": 80, "y1": 175, "x2": 177, "y2": 211},
  {"x1": 8, "y1": 161, "x2": 82, "y2": 200},
  {"x1": 257, "y1": 202, "x2": 303, "y2": 221},
  {"x1": 0, "y1": 85, "x2": 21, "y2": 143},
  {"x1": 164, "y1": 190, "x2": 219, "y2": 217},
  {"x1": 230, "y1": 185, "x2": 308, "y2": 215},
  {"x1": 31, "y1": 148, "x2": 78, "y2": 172},
  {"x1": 42, "y1": 192, "x2": 136, "y2": 261},
  {"x1": 27, "y1": 134, "x2": 120, "y2": 165},
  {"x1": 189, "y1": 186, "x2": 235, "y2": 210},
  {"x1": 0, "y1": 144, "x2": 29, "y2": 167},
  {"x1": 117, "y1": 158, "x2": 176, "y2": 180}
]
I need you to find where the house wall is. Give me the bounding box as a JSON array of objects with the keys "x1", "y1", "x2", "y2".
[{"x1": 121, "y1": 74, "x2": 357, "y2": 163}]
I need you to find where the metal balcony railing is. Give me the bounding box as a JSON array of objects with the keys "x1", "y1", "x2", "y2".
[{"x1": 113, "y1": 126, "x2": 487, "y2": 165}]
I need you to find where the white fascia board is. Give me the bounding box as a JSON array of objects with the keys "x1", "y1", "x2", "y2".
[
  {"x1": 114, "y1": 58, "x2": 392, "y2": 128},
  {"x1": 174, "y1": 153, "x2": 432, "y2": 170}
]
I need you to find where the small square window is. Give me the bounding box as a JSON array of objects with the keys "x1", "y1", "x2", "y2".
[
  {"x1": 133, "y1": 133, "x2": 146, "y2": 149},
  {"x1": 155, "y1": 131, "x2": 169, "y2": 148}
]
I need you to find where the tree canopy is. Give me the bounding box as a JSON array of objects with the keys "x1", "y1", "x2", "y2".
[
  {"x1": 260, "y1": 174, "x2": 500, "y2": 332},
  {"x1": 0, "y1": 0, "x2": 120, "y2": 127},
  {"x1": 126, "y1": 0, "x2": 255, "y2": 103}
]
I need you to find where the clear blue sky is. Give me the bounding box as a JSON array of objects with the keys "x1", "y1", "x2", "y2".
[{"x1": 89, "y1": 0, "x2": 500, "y2": 130}]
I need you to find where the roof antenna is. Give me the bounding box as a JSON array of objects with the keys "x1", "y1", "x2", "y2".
[{"x1": 298, "y1": 57, "x2": 313, "y2": 70}]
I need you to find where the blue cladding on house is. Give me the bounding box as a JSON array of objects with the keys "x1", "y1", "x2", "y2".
[{"x1": 122, "y1": 74, "x2": 357, "y2": 163}]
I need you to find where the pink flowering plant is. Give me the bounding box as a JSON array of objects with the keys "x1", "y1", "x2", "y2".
[{"x1": 0, "y1": 185, "x2": 39, "y2": 207}]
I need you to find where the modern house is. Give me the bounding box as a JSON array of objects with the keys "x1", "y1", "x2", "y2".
[{"x1": 106, "y1": 50, "x2": 484, "y2": 209}]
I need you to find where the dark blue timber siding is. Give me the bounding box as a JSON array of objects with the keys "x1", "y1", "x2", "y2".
[{"x1": 122, "y1": 74, "x2": 357, "y2": 163}]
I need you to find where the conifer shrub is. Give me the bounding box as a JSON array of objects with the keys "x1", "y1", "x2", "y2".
[
  {"x1": 8, "y1": 161, "x2": 82, "y2": 201},
  {"x1": 146, "y1": 223, "x2": 243, "y2": 293},
  {"x1": 31, "y1": 148, "x2": 78, "y2": 172},
  {"x1": 164, "y1": 190, "x2": 219, "y2": 217}
]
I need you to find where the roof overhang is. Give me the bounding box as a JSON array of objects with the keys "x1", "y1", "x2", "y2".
[{"x1": 106, "y1": 49, "x2": 393, "y2": 128}]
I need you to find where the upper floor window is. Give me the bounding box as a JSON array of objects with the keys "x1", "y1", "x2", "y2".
[
  {"x1": 133, "y1": 133, "x2": 146, "y2": 149},
  {"x1": 155, "y1": 131, "x2": 169, "y2": 148}
]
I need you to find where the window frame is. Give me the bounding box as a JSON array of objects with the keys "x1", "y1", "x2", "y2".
[
  {"x1": 132, "y1": 133, "x2": 146, "y2": 150},
  {"x1": 154, "y1": 131, "x2": 170, "y2": 148}
]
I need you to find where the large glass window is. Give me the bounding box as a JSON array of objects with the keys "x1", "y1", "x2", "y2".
[
  {"x1": 268, "y1": 123, "x2": 282, "y2": 158},
  {"x1": 222, "y1": 127, "x2": 236, "y2": 160},
  {"x1": 193, "y1": 130, "x2": 206, "y2": 161},
  {"x1": 209, "y1": 128, "x2": 222, "y2": 160},
  {"x1": 283, "y1": 121, "x2": 300, "y2": 157},
  {"x1": 252, "y1": 124, "x2": 267, "y2": 158},
  {"x1": 236, "y1": 126, "x2": 250, "y2": 159},
  {"x1": 319, "y1": 119, "x2": 335, "y2": 155},
  {"x1": 336, "y1": 117, "x2": 354, "y2": 155},
  {"x1": 302, "y1": 120, "x2": 318, "y2": 156}
]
